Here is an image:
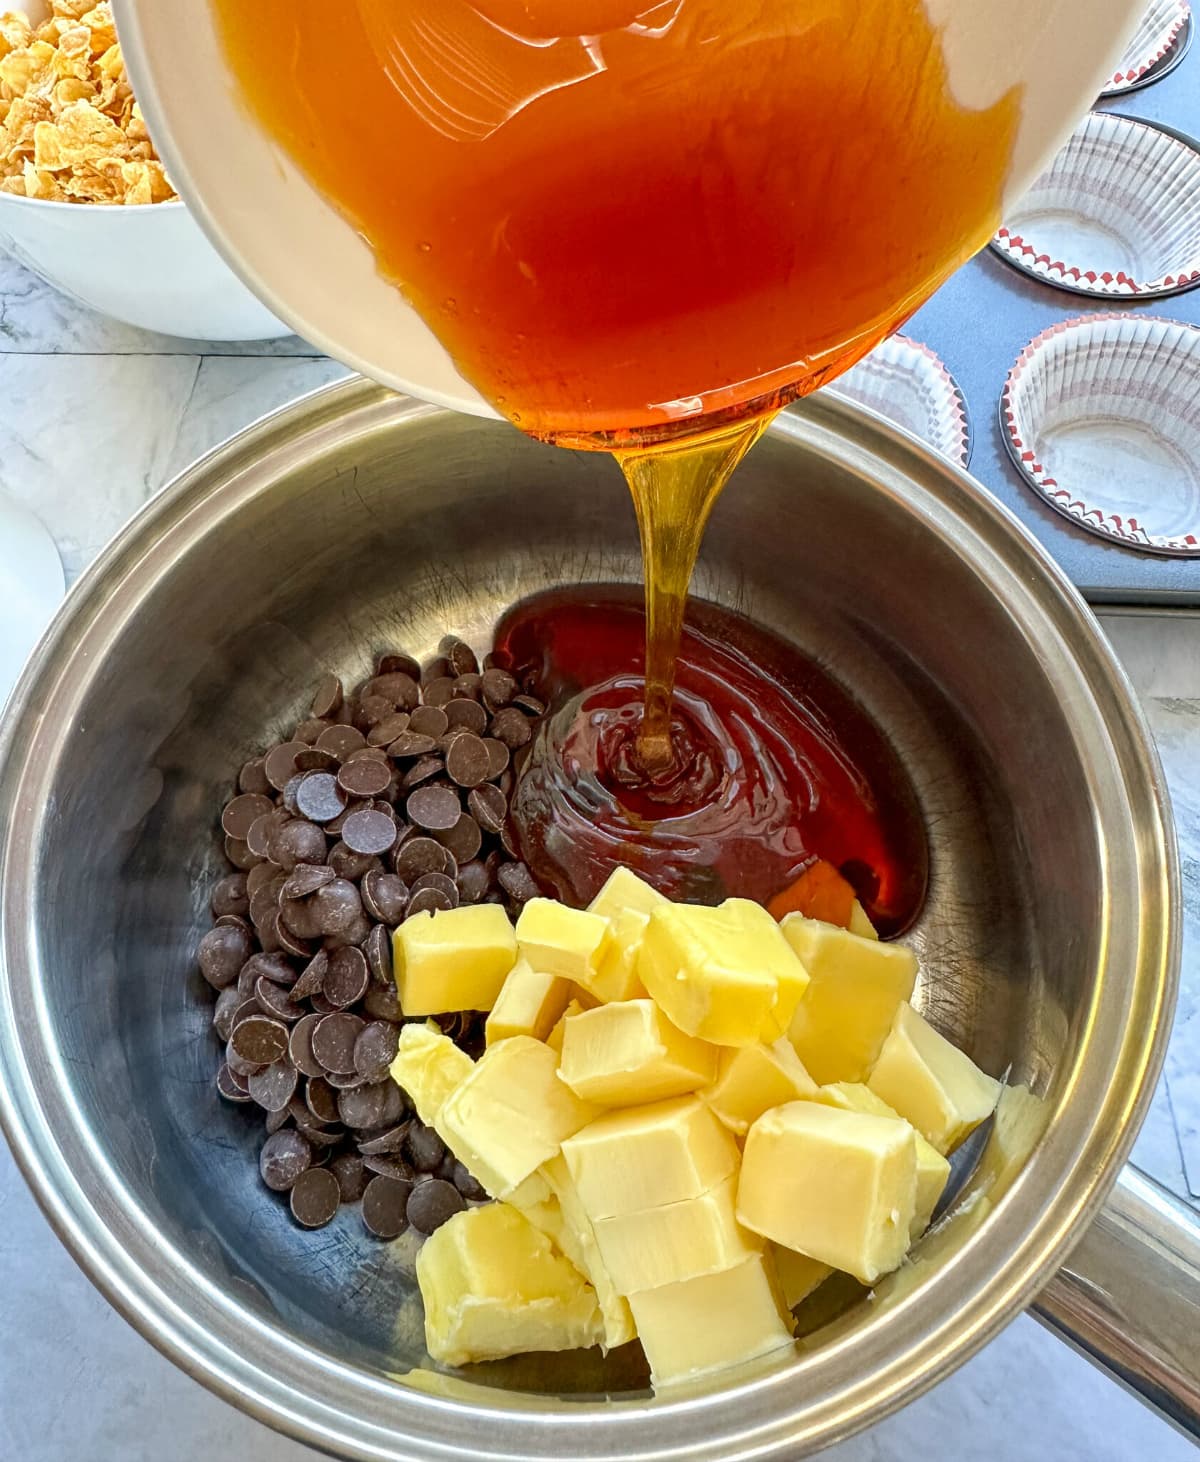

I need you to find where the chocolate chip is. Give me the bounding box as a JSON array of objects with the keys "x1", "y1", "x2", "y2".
[
  {"x1": 366, "y1": 712, "x2": 412, "y2": 748},
  {"x1": 362, "y1": 1153, "x2": 414, "y2": 1181},
  {"x1": 443, "y1": 732, "x2": 491, "y2": 789},
  {"x1": 268, "y1": 819, "x2": 327, "y2": 871},
  {"x1": 327, "y1": 841, "x2": 380, "y2": 881},
  {"x1": 410, "y1": 871, "x2": 459, "y2": 905},
  {"x1": 363, "y1": 982, "x2": 403, "y2": 1022},
  {"x1": 238, "y1": 757, "x2": 272, "y2": 796},
  {"x1": 212, "y1": 986, "x2": 245, "y2": 1042},
  {"x1": 210, "y1": 872, "x2": 250, "y2": 918},
  {"x1": 259, "y1": 1130, "x2": 312, "y2": 1192},
  {"x1": 512, "y1": 694, "x2": 546, "y2": 717},
  {"x1": 310, "y1": 878, "x2": 364, "y2": 936},
  {"x1": 216, "y1": 1063, "x2": 252, "y2": 1102},
  {"x1": 330, "y1": 1151, "x2": 369, "y2": 1203},
  {"x1": 354, "y1": 1019, "x2": 399, "y2": 1080},
  {"x1": 197, "y1": 923, "x2": 253, "y2": 990},
  {"x1": 223, "y1": 835, "x2": 259, "y2": 871},
  {"x1": 423, "y1": 656, "x2": 451, "y2": 683},
  {"x1": 407, "y1": 887, "x2": 455, "y2": 917},
  {"x1": 452, "y1": 1160, "x2": 488, "y2": 1201},
  {"x1": 342, "y1": 808, "x2": 399, "y2": 856},
  {"x1": 311, "y1": 1012, "x2": 365, "y2": 1073},
  {"x1": 481, "y1": 737, "x2": 510, "y2": 779},
  {"x1": 246, "y1": 861, "x2": 280, "y2": 897},
  {"x1": 489, "y1": 707, "x2": 532, "y2": 749},
  {"x1": 361, "y1": 1176, "x2": 412, "y2": 1238},
  {"x1": 422, "y1": 676, "x2": 456, "y2": 707},
  {"x1": 295, "y1": 717, "x2": 332, "y2": 746},
  {"x1": 443, "y1": 697, "x2": 488, "y2": 735},
  {"x1": 311, "y1": 673, "x2": 344, "y2": 719},
  {"x1": 356, "y1": 694, "x2": 396, "y2": 731},
  {"x1": 287, "y1": 950, "x2": 327, "y2": 1004},
  {"x1": 255, "y1": 975, "x2": 304, "y2": 1023},
  {"x1": 363, "y1": 923, "x2": 392, "y2": 986},
  {"x1": 499, "y1": 821, "x2": 520, "y2": 859},
  {"x1": 315, "y1": 724, "x2": 367, "y2": 760},
  {"x1": 407, "y1": 1178, "x2": 465, "y2": 1235},
  {"x1": 442, "y1": 637, "x2": 479, "y2": 678},
  {"x1": 480, "y1": 667, "x2": 519, "y2": 710},
  {"x1": 455, "y1": 859, "x2": 491, "y2": 904},
  {"x1": 305, "y1": 1075, "x2": 341, "y2": 1125},
  {"x1": 290, "y1": 1166, "x2": 341, "y2": 1228},
  {"x1": 331, "y1": 756, "x2": 385, "y2": 800},
  {"x1": 497, "y1": 861, "x2": 539, "y2": 903},
  {"x1": 324, "y1": 1066, "x2": 367, "y2": 1090},
  {"x1": 451, "y1": 674, "x2": 483, "y2": 703},
  {"x1": 357, "y1": 1121, "x2": 411, "y2": 1155},
  {"x1": 399, "y1": 755, "x2": 444, "y2": 790},
  {"x1": 379, "y1": 652, "x2": 423, "y2": 680},
  {"x1": 248, "y1": 1058, "x2": 299, "y2": 1112},
  {"x1": 406, "y1": 1123, "x2": 445, "y2": 1172},
  {"x1": 361, "y1": 869, "x2": 409, "y2": 924},
  {"x1": 324, "y1": 945, "x2": 369, "y2": 1008},
  {"x1": 231, "y1": 1014, "x2": 289, "y2": 1065},
  {"x1": 364, "y1": 672, "x2": 420, "y2": 710},
  {"x1": 221, "y1": 792, "x2": 274, "y2": 840},
  {"x1": 406, "y1": 784, "x2": 461, "y2": 832},
  {"x1": 289, "y1": 1012, "x2": 326, "y2": 1077},
  {"x1": 339, "y1": 1079, "x2": 404, "y2": 1131},
  {"x1": 281, "y1": 863, "x2": 336, "y2": 901},
  {"x1": 407, "y1": 704, "x2": 447, "y2": 738},
  {"x1": 276, "y1": 918, "x2": 317, "y2": 961},
  {"x1": 262, "y1": 740, "x2": 307, "y2": 791},
  {"x1": 435, "y1": 812, "x2": 482, "y2": 866},
  {"x1": 295, "y1": 772, "x2": 346, "y2": 824}
]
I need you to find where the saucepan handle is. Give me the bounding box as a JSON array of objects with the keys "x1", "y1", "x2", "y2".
[{"x1": 1033, "y1": 1165, "x2": 1200, "y2": 1438}]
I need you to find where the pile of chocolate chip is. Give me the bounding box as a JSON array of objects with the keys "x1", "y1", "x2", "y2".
[{"x1": 196, "y1": 637, "x2": 546, "y2": 1235}]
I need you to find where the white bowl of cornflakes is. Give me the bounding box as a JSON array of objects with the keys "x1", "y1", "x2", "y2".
[{"x1": 0, "y1": 1, "x2": 288, "y2": 340}]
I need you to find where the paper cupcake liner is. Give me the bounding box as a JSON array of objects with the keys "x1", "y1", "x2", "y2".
[
  {"x1": 1001, "y1": 312, "x2": 1200, "y2": 557},
  {"x1": 1102, "y1": 0, "x2": 1191, "y2": 93},
  {"x1": 992, "y1": 113, "x2": 1200, "y2": 299},
  {"x1": 827, "y1": 335, "x2": 971, "y2": 470}
]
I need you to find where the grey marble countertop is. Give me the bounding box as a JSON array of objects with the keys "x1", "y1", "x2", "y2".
[{"x1": 0, "y1": 252, "x2": 1197, "y2": 1462}]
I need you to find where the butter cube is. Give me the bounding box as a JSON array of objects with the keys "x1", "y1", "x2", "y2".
[
  {"x1": 816, "y1": 1082, "x2": 951, "y2": 1237},
  {"x1": 587, "y1": 865, "x2": 669, "y2": 922},
  {"x1": 516, "y1": 898, "x2": 612, "y2": 984},
  {"x1": 638, "y1": 899, "x2": 809, "y2": 1046},
  {"x1": 389, "y1": 1021, "x2": 474, "y2": 1128},
  {"x1": 769, "y1": 1243, "x2": 832, "y2": 1309},
  {"x1": 559, "y1": 999, "x2": 717, "y2": 1105},
  {"x1": 484, "y1": 958, "x2": 572, "y2": 1046},
  {"x1": 393, "y1": 905, "x2": 518, "y2": 1016},
  {"x1": 546, "y1": 997, "x2": 587, "y2": 1054},
  {"x1": 867, "y1": 1002, "x2": 1000, "y2": 1155},
  {"x1": 561, "y1": 1095, "x2": 739, "y2": 1220},
  {"x1": 438, "y1": 1035, "x2": 601, "y2": 1197},
  {"x1": 701, "y1": 1038, "x2": 818, "y2": 1136},
  {"x1": 848, "y1": 900, "x2": 878, "y2": 940},
  {"x1": 505, "y1": 1170, "x2": 554, "y2": 1212},
  {"x1": 628, "y1": 1253, "x2": 793, "y2": 1385},
  {"x1": 781, "y1": 916, "x2": 917, "y2": 1083},
  {"x1": 737, "y1": 1102, "x2": 917, "y2": 1285},
  {"x1": 416, "y1": 1203, "x2": 603, "y2": 1366},
  {"x1": 592, "y1": 1173, "x2": 761, "y2": 1293},
  {"x1": 542, "y1": 1153, "x2": 636, "y2": 1349},
  {"x1": 584, "y1": 908, "x2": 651, "y2": 1004}
]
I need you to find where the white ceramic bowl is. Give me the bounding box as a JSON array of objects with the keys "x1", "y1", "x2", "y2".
[{"x1": 0, "y1": 191, "x2": 291, "y2": 341}]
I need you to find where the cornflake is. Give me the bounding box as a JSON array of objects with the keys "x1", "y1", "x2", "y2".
[{"x1": 0, "y1": 3, "x2": 177, "y2": 205}]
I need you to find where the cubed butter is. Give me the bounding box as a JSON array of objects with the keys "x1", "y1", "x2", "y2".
[
  {"x1": 638, "y1": 899, "x2": 809, "y2": 1046},
  {"x1": 389, "y1": 1021, "x2": 474, "y2": 1128},
  {"x1": 542, "y1": 1153, "x2": 637, "y2": 1349},
  {"x1": 848, "y1": 900, "x2": 878, "y2": 940},
  {"x1": 592, "y1": 1173, "x2": 761, "y2": 1293},
  {"x1": 559, "y1": 999, "x2": 717, "y2": 1105},
  {"x1": 438, "y1": 1035, "x2": 601, "y2": 1197},
  {"x1": 867, "y1": 1002, "x2": 1000, "y2": 1155},
  {"x1": 628, "y1": 1253, "x2": 793, "y2": 1385},
  {"x1": 484, "y1": 958, "x2": 572, "y2": 1046},
  {"x1": 393, "y1": 905, "x2": 517, "y2": 1016},
  {"x1": 737, "y1": 1101, "x2": 917, "y2": 1285},
  {"x1": 561, "y1": 1095, "x2": 739, "y2": 1220},
  {"x1": 701, "y1": 1038, "x2": 818, "y2": 1135},
  {"x1": 516, "y1": 898, "x2": 612, "y2": 984},
  {"x1": 416, "y1": 1203, "x2": 603, "y2": 1366},
  {"x1": 587, "y1": 865, "x2": 669, "y2": 922},
  {"x1": 781, "y1": 916, "x2": 917, "y2": 1083},
  {"x1": 816, "y1": 1082, "x2": 951, "y2": 1237},
  {"x1": 769, "y1": 1243, "x2": 832, "y2": 1309},
  {"x1": 546, "y1": 997, "x2": 587, "y2": 1054},
  {"x1": 584, "y1": 908, "x2": 651, "y2": 1004}
]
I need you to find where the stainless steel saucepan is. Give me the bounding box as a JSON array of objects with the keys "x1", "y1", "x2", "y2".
[{"x1": 0, "y1": 379, "x2": 1195, "y2": 1458}]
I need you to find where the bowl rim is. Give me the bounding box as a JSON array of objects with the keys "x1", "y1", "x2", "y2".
[
  {"x1": 0, "y1": 379, "x2": 1178, "y2": 1461},
  {"x1": 0, "y1": 191, "x2": 186, "y2": 215}
]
